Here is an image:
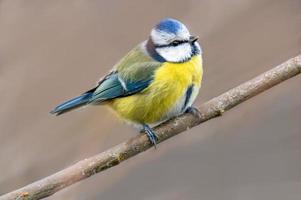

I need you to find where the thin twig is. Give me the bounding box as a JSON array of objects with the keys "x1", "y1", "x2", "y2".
[{"x1": 1, "y1": 55, "x2": 300, "y2": 200}]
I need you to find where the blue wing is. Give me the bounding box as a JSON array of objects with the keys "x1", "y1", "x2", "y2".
[
  {"x1": 50, "y1": 71, "x2": 153, "y2": 115},
  {"x1": 51, "y1": 43, "x2": 162, "y2": 115},
  {"x1": 89, "y1": 71, "x2": 153, "y2": 103}
]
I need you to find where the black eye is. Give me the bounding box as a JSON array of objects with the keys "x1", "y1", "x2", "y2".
[{"x1": 171, "y1": 40, "x2": 181, "y2": 46}]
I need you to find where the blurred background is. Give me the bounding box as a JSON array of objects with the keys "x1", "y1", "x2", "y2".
[{"x1": 0, "y1": 0, "x2": 301, "y2": 199}]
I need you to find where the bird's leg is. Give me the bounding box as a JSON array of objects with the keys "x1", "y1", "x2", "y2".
[
  {"x1": 185, "y1": 106, "x2": 202, "y2": 118},
  {"x1": 142, "y1": 124, "x2": 158, "y2": 148}
]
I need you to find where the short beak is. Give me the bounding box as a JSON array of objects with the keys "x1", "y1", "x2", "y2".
[{"x1": 189, "y1": 35, "x2": 199, "y2": 43}]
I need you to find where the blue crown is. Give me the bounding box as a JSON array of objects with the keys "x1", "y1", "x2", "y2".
[{"x1": 155, "y1": 18, "x2": 185, "y2": 34}]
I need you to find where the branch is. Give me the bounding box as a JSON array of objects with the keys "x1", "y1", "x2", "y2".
[{"x1": 1, "y1": 55, "x2": 300, "y2": 200}]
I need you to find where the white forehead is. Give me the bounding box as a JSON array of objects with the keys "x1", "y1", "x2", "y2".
[{"x1": 150, "y1": 27, "x2": 190, "y2": 45}]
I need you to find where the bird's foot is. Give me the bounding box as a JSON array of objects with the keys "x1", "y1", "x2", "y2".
[
  {"x1": 142, "y1": 124, "x2": 158, "y2": 148},
  {"x1": 185, "y1": 106, "x2": 202, "y2": 118}
]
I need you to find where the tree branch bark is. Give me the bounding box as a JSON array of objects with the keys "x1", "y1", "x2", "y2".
[{"x1": 1, "y1": 55, "x2": 300, "y2": 200}]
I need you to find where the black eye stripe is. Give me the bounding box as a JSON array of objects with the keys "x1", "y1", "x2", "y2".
[{"x1": 155, "y1": 40, "x2": 189, "y2": 48}]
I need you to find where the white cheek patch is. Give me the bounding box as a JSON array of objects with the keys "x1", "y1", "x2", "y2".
[{"x1": 156, "y1": 43, "x2": 192, "y2": 62}]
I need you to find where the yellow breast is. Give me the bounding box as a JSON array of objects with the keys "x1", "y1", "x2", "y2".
[{"x1": 109, "y1": 55, "x2": 203, "y2": 124}]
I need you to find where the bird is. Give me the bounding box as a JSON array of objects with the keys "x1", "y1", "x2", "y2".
[{"x1": 51, "y1": 18, "x2": 203, "y2": 147}]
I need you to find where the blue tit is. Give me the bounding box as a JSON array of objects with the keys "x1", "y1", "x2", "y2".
[{"x1": 51, "y1": 18, "x2": 203, "y2": 147}]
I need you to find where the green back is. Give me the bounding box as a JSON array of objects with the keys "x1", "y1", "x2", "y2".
[
  {"x1": 90, "y1": 43, "x2": 162, "y2": 103},
  {"x1": 114, "y1": 44, "x2": 162, "y2": 81}
]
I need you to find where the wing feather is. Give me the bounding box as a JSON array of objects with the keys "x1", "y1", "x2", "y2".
[{"x1": 89, "y1": 43, "x2": 162, "y2": 103}]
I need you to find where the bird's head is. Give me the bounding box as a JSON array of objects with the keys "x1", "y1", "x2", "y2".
[{"x1": 147, "y1": 18, "x2": 201, "y2": 63}]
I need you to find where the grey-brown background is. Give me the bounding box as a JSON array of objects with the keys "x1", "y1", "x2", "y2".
[{"x1": 1, "y1": 0, "x2": 301, "y2": 199}]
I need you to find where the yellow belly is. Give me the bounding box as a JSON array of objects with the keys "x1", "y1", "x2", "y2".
[{"x1": 109, "y1": 55, "x2": 203, "y2": 124}]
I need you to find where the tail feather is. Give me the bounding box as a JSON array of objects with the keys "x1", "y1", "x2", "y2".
[{"x1": 50, "y1": 91, "x2": 93, "y2": 115}]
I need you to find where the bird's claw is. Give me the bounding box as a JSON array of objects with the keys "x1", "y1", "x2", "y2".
[
  {"x1": 185, "y1": 106, "x2": 202, "y2": 118},
  {"x1": 143, "y1": 124, "x2": 158, "y2": 148}
]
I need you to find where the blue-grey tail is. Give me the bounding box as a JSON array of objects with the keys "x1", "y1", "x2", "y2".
[{"x1": 50, "y1": 91, "x2": 94, "y2": 115}]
